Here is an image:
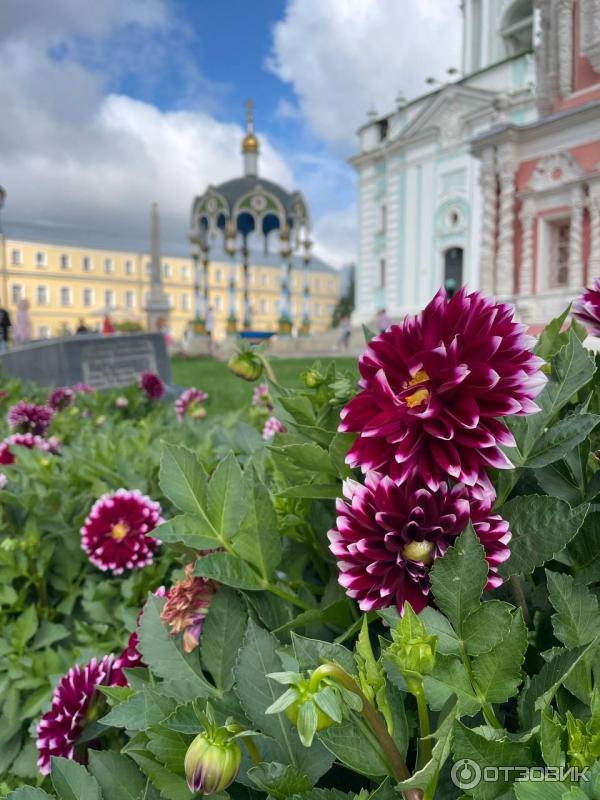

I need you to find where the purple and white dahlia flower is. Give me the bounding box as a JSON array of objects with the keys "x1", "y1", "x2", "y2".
[
  {"x1": 573, "y1": 277, "x2": 600, "y2": 336},
  {"x1": 81, "y1": 489, "x2": 162, "y2": 574},
  {"x1": 7, "y1": 401, "x2": 54, "y2": 436},
  {"x1": 175, "y1": 387, "x2": 208, "y2": 422},
  {"x1": 340, "y1": 288, "x2": 546, "y2": 490},
  {"x1": 328, "y1": 471, "x2": 511, "y2": 614},
  {"x1": 47, "y1": 386, "x2": 74, "y2": 411},
  {"x1": 262, "y1": 415, "x2": 286, "y2": 440},
  {"x1": 139, "y1": 371, "x2": 165, "y2": 400}
]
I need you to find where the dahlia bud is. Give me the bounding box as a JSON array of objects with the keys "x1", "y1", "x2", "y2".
[
  {"x1": 184, "y1": 729, "x2": 242, "y2": 795},
  {"x1": 301, "y1": 367, "x2": 323, "y2": 389},
  {"x1": 566, "y1": 711, "x2": 600, "y2": 770},
  {"x1": 228, "y1": 351, "x2": 263, "y2": 382},
  {"x1": 386, "y1": 603, "x2": 437, "y2": 693}
]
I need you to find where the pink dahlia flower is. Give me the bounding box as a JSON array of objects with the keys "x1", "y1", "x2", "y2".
[
  {"x1": 340, "y1": 288, "x2": 546, "y2": 490},
  {"x1": 7, "y1": 401, "x2": 54, "y2": 436},
  {"x1": 160, "y1": 563, "x2": 216, "y2": 653},
  {"x1": 112, "y1": 631, "x2": 144, "y2": 685},
  {"x1": 573, "y1": 278, "x2": 600, "y2": 336},
  {"x1": 252, "y1": 382, "x2": 273, "y2": 410},
  {"x1": 139, "y1": 371, "x2": 165, "y2": 400},
  {"x1": 115, "y1": 395, "x2": 129, "y2": 408},
  {"x1": 47, "y1": 386, "x2": 74, "y2": 411},
  {"x1": 262, "y1": 415, "x2": 286, "y2": 440},
  {"x1": 328, "y1": 471, "x2": 511, "y2": 613},
  {"x1": 0, "y1": 442, "x2": 14, "y2": 465},
  {"x1": 72, "y1": 382, "x2": 95, "y2": 394},
  {"x1": 175, "y1": 387, "x2": 208, "y2": 423},
  {"x1": 81, "y1": 489, "x2": 163, "y2": 575},
  {"x1": 36, "y1": 655, "x2": 119, "y2": 775},
  {"x1": 1, "y1": 433, "x2": 55, "y2": 464}
]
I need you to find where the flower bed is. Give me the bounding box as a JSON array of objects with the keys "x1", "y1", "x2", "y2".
[{"x1": 2, "y1": 289, "x2": 600, "y2": 800}]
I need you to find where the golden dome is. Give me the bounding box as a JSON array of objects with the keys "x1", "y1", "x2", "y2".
[{"x1": 242, "y1": 132, "x2": 259, "y2": 153}]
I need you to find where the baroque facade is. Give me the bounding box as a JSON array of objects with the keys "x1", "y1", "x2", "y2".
[{"x1": 472, "y1": 0, "x2": 600, "y2": 327}]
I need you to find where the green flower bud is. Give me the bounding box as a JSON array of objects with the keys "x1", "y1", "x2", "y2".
[
  {"x1": 184, "y1": 729, "x2": 241, "y2": 795},
  {"x1": 566, "y1": 711, "x2": 600, "y2": 770},
  {"x1": 386, "y1": 603, "x2": 437, "y2": 693},
  {"x1": 301, "y1": 368, "x2": 324, "y2": 389},
  {"x1": 227, "y1": 351, "x2": 263, "y2": 382}
]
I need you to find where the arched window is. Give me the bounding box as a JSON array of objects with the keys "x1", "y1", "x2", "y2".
[{"x1": 501, "y1": 0, "x2": 533, "y2": 55}]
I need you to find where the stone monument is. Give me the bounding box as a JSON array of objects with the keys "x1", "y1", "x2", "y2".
[{"x1": 145, "y1": 202, "x2": 170, "y2": 333}]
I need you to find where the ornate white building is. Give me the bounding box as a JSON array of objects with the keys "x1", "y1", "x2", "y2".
[{"x1": 351, "y1": 0, "x2": 538, "y2": 323}]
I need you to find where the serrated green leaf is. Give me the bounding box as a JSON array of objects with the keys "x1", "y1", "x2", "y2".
[
  {"x1": 277, "y1": 483, "x2": 341, "y2": 499},
  {"x1": 147, "y1": 728, "x2": 191, "y2": 772},
  {"x1": 233, "y1": 469, "x2": 282, "y2": 579},
  {"x1": 87, "y1": 750, "x2": 147, "y2": 800},
  {"x1": 128, "y1": 751, "x2": 194, "y2": 800},
  {"x1": 418, "y1": 607, "x2": 460, "y2": 655},
  {"x1": 318, "y1": 720, "x2": 389, "y2": 778},
  {"x1": 100, "y1": 688, "x2": 177, "y2": 731},
  {"x1": 540, "y1": 707, "x2": 564, "y2": 768},
  {"x1": 159, "y1": 444, "x2": 207, "y2": 515},
  {"x1": 499, "y1": 496, "x2": 588, "y2": 578},
  {"x1": 206, "y1": 453, "x2": 244, "y2": 540},
  {"x1": 248, "y1": 762, "x2": 312, "y2": 800},
  {"x1": 526, "y1": 414, "x2": 600, "y2": 468},
  {"x1": 547, "y1": 571, "x2": 600, "y2": 648},
  {"x1": 291, "y1": 632, "x2": 356, "y2": 675},
  {"x1": 429, "y1": 525, "x2": 488, "y2": 634},
  {"x1": 273, "y1": 443, "x2": 335, "y2": 475},
  {"x1": 193, "y1": 552, "x2": 264, "y2": 590},
  {"x1": 568, "y1": 508, "x2": 600, "y2": 584},
  {"x1": 12, "y1": 606, "x2": 38, "y2": 653},
  {"x1": 51, "y1": 757, "x2": 102, "y2": 800},
  {"x1": 200, "y1": 587, "x2": 247, "y2": 691},
  {"x1": 153, "y1": 514, "x2": 221, "y2": 550},
  {"x1": 462, "y1": 601, "x2": 514, "y2": 656},
  {"x1": 423, "y1": 654, "x2": 480, "y2": 717},
  {"x1": 471, "y1": 611, "x2": 528, "y2": 704},
  {"x1": 514, "y1": 780, "x2": 572, "y2": 800},
  {"x1": 7, "y1": 789, "x2": 56, "y2": 800}
]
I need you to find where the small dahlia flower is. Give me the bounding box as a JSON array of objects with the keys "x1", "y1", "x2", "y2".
[
  {"x1": 47, "y1": 386, "x2": 74, "y2": 411},
  {"x1": 112, "y1": 631, "x2": 144, "y2": 685},
  {"x1": 115, "y1": 395, "x2": 129, "y2": 408},
  {"x1": 175, "y1": 387, "x2": 208, "y2": 423},
  {"x1": 72, "y1": 382, "x2": 95, "y2": 394},
  {"x1": 0, "y1": 442, "x2": 14, "y2": 465},
  {"x1": 262, "y1": 416, "x2": 286, "y2": 440},
  {"x1": 328, "y1": 471, "x2": 511, "y2": 613},
  {"x1": 36, "y1": 655, "x2": 118, "y2": 775},
  {"x1": 252, "y1": 382, "x2": 273, "y2": 410},
  {"x1": 160, "y1": 563, "x2": 216, "y2": 653},
  {"x1": 7, "y1": 401, "x2": 54, "y2": 436},
  {"x1": 81, "y1": 489, "x2": 163, "y2": 575},
  {"x1": 139, "y1": 371, "x2": 165, "y2": 400},
  {"x1": 340, "y1": 288, "x2": 546, "y2": 490},
  {"x1": 573, "y1": 278, "x2": 600, "y2": 336},
  {"x1": 1, "y1": 433, "x2": 54, "y2": 464}
]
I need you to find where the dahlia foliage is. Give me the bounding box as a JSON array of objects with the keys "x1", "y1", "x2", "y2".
[
  {"x1": 80, "y1": 489, "x2": 163, "y2": 574},
  {"x1": 333, "y1": 288, "x2": 545, "y2": 612}
]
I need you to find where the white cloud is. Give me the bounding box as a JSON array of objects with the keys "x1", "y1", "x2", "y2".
[
  {"x1": 268, "y1": 0, "x2": 462, "y2": 146},
  {"x1": 311, "y1": 205, "x2": 357, "y2": 269}
]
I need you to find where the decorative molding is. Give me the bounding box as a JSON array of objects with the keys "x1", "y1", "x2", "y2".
[
  {"x1": 557, "y1": 0, "x2": 574, "y2": 98},
  {"x1": 526, "y1": 151, "x2": 585, "y2": 191},
  {"x1": 478, "y1": 147, "x2": 496, "y2": 296},
  {"x1": 496, "y1": 143, "x2": 517, "y2": 297},
  {"x1": 589, "y1": 180, "x2": 600, "y2": 278},
  {"x1": 580, "y1": 0, "x2": 600, "y2": 73},
  {"x1": 568, "y1": 184, "x2": 585, "y2": 290}
]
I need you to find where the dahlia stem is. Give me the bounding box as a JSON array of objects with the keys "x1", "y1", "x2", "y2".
[
  {"x1": 267, "y1": 582, "x2": 313, "y2": 611},
  {"x1": 257, "y1": 353, "x2": 277, "y2": 384},
  {"x1": 242, "y1": 736, "x2": 262, "y2": 766},
  {"x1": 460, "y1": 645, "x2": 502, "y2": 729},
  {"x1": 414, "y1": 684, "x2": 432, "y2": 767},
  {"x1": 308, "y1": 664, "x2": 415, "y2": 791}
]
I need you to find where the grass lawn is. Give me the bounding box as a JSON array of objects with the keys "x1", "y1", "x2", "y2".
[{"x1": 171, "y1": 355, "x2": 359, "y2": 414}]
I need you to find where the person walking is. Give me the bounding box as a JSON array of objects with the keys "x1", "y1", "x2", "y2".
[
  {"x1": 13, "y1": 298, "x2": 32, "y2": 346},
  {"x1": 375, "y1": 308, "x2": 391, "y2": 334},
  {"x1": 338, "y1": 315, "x2": 352, "y2": 351},
  {"x1": 76, "y1": 318, "x2": 89, "y2": 334},
  {"x1": 205, "y1": 305, "x2": 215, "y2": 355},
  {"x1": 102, "y1": 314, "x2": 115, "y2": 335},
  {"x1": 0, "y1": 306, "x2": 11, "y2": 352}
]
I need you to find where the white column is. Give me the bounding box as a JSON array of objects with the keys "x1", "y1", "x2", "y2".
[
  {"x1": 478, "y1": 146, "x2": 496, "y2": 296},
  {"x1": 558, "y1": 0, "x2": 574, "y2": 98},
  {"x1": 588, "y1": 181, "x2": 600, "y2": 279},
  {"x1": 568, "y1": 184, "x2": 585, "y2": 291},
  {"x1": 519, "y1": 199, "x2": 536, "y2": 297},
  {"x1": 496, "y1": 143, "x2": 517, "y2": 298}
]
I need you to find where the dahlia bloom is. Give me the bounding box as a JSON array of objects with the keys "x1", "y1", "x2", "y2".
[
  {"x1": 340, "y1": 288, "x2": 546, "y2": 490},
  {"x1": 160, "y1": 563, "x2": 216, "y2": 653},
  {"x1": 0, "y1": 442, "x2": 14, "y2": 465},
  {"x1": 262, "y1": 416, "x2": 286, "y2": 440},
  {"x1": 47, "y1": 386, "x2": 74, "y2": 411},
  {"x1": 328, "y1": 471, "x2": 511, "y2": 613},
  {"x1": 112, "y1": 631, "x2": 144, "y2": 685},
  {"x1": 139, "y1": 371, "x2": 165, "y2": 400},
  {"x1": 573, "y1": 278, "x2": 600, "y2": 336},
  {"x1": 1, "y1": 433, "x2": 55, "y2": 464},
  {"x1": 0, "y1": 472, "x2": 6, "y2": 489},
  {"x1": 7, "y1": 401, "x2": 54, "y2": 436},
  {"x1": 175, "y1": 387, "x2": 208, "y2": 423},
  {"x1": 72, "y1": 382, "x2": 95, "y2": 394},
  {"x1": 81, "y1": 489, "x2": 163, "y2": 575},
  {"x1": 115, "y1": 395, "x2": 129, "y2": 408},
  {"x1": 36, "y1": 655, "x2": 118, "y2": 775},
  {"x1": 252, "y1": 382, "x2": 273, "y2": 410}
]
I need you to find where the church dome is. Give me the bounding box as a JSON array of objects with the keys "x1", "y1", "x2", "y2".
[{"x1": 242, "y1": 132, "x2": 259, "y2": 153}]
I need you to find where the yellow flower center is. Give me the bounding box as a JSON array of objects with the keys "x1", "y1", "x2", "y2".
[
  {"x1": 111, "y1": 522, "x2": 130, "y2": 541},
  {"x1": 403, "y1": 540, "x2": 435, "y2": 565},
  {"x1": 404, "y1": 369, "x2": 430, "y2": 408}
]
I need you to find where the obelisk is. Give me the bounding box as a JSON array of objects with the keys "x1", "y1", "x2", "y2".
[{"x1": 145, "y1": 202, "x2": 170, "y2": 333}]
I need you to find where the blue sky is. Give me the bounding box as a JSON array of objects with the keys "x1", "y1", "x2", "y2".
[{"x1": 0, "y1": 0, "x2": 462, "y2": 266}]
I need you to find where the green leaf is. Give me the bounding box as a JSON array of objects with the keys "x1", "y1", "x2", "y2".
[
  {"x1": 547, "y1": 570, "x2": 600, "y2": 648},
  {"x1": 154, "y1": 514, "x2": 221, "y2": 550},
  {"x1": 318, "y1": 720, "x2": 389, "y2": 778},
  {"x1": 514, "y1": 781, "x2": 572, "y2": 800},
  {"x1": 12, "y1": 606, "x2": 39, "y2": 653},
  {"x1": 568, "y1": 507, "x2": 600, "y2": 584},
  {"x1": 159, "y1": 443, "x2": 207, "y2": 515},
  {"x1": 471, "y1": 611, "x2": 528, "y2": 704},
  {"x1": 51, "y1": 757, "x2": 102, "y2": 800},
  {"x1": 100, "y1": 688, "x2": 177, "y2": 730},
  {"x1": 540, "y1": 707, "x2": 564, "y2": 767},
  {"x1": 128, "y1": 751, "x2": 194, "y2": 800},
  {"x1": 273, "y1": 443, "x2": 335, "y2": 475},
  {"x1": 87, "y1": 750, "x2": 147, "y2": 800},
  {"x1": 536, "y1": 307, "x2": 571, "y2": 361},
  {"x1": 248, "y1": 762, "x2": 312, "y2": 799},
  {"x1": 234, "y1": 620, "x2": 333, "y2": 783},
  {"x1": 429, "y1": 525, "x2": 488, "y2": 634},
  {"x1": 291, "y1": 632, "x2": 357, "y2": 675},
  {"x1": 519, "y1": 640, "x2": 598, "y2": 728},
  {"x1": 526, "y1": 414, "x2": 600, "y2": 468},
  {"x1": 200, "y1": 587, "x2": 247, "y2": 691},
  {"x1": 138, "y1": 594, "x2": 217, "y2": 702},
  {"x1": 193, "y1": 552, "x2": 264, "y2": 590},
  {"x1": 328, "y1": 433, "x2": 354, "y2": 478},
  {"x1": 396, "y1": 700, "x2": 457, "y2": 793},
  {"x1": 206, "y1": 453, "x2": 244, "y2": 540},
  {"x1": 7, "y1": 790, "x2": 56, "y2": 800},
  {"x1": 418, "y1": 607, "x2": 460, "y2": 656},
  {"x1": 422, "y1": 654, "x2": 480, "y2": 717},
  {"x1": 233, "y1": 469, "x2": 282, "y2": 579},
  {"x1": 277, "y1": 483, "x2": 341, "y2": 500},
  {"x1": 147, "y1": 728, "x2": 191, "y2": 772},
  {"x1": 462, "y1": 601, "x2": 515, "y2": 656},
  {"x1": 499, "y1": 496, "x2": 588, "y2": 578}
]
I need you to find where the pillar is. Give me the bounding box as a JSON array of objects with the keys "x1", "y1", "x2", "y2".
[
  {"x1": 478, "y1": 146, "x2": 497, "y2": 296},
  {"x1": 496, "y1": 143, "x2": 517, "y2": 298},
  {"x1": 242, "y1": 241, "x2": 251, "y2": 329},
  {"x1": 558, "y1": 0, "x2": 574, "y2": 98},
  {"x1": 589, "y1": 181, "x2": 600, "y2": 280},
  {"x1": 568, "y1": 184, "x2": 585, "y2": 291},
  {"x1": 227, "y1": 252, "x2": 237, "y2": 334},
  {"x1": 519, "y1": 199, "x2": 536, "y2": 297}
]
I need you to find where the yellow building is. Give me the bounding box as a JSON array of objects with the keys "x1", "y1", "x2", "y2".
[{"x1": 0, "y1": 220, "x2": 340, "y2": 342}]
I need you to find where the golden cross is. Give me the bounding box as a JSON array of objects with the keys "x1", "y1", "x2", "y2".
[{"x1": 244, "y1": 99, "x2": 254, "y2": 132}]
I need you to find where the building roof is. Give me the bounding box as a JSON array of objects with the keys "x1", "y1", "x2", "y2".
[
  {"x1": 2, "y1": 219, "x2": 337, "y2": 275},
  {"x1": 214, "y1": 176, "x2": 297, "y2": 215}
]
